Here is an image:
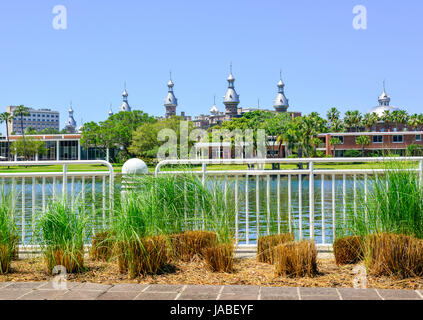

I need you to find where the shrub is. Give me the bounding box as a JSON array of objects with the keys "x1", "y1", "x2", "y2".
[
  {"x1": 170, "y1": 231, "x2": 217, "y2": 262},
  {"x1": 333, "y1": 236, "x2": 363, "y2": 265},
  {"x1": 257, "y1": 233, "x2": 294, "y2": 264},
  {"x1": 0, "y1": 192, "x2": 17, "y2": 274},
  {"x1": 38, "y1": 197, "x2": 88, "y2": 274},
  {"x1": 89, "y1": 231, "x2": 114, "y2": 261},
  {"x1": 406, "y1": 144, "x2": 423, "y2": 156},
  {"x1": 365, "y1": 233, "x2": 423, "y2": 278},
  {"x1": 203, "y1": 242, "x2": 234, "y2": 272},
  {"x1": 274, "y1": 240, "x2": 318, "y2": 277},
  {"x1": 344, "y1": 149, "x2": 362, "y2": 158}
]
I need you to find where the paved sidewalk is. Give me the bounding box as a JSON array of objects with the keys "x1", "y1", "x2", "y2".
[{"x1": 0, "y1": 282, "x2": 422, "y2": 300}]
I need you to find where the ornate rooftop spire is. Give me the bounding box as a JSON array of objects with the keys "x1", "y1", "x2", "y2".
[
  {"x1": 273, "y1": 69, "x2": 289, "y2": 113},
  {"x1": 378, "y1": 80, "x2": 391, "y2": 106},
  {"x1": 65, "y1": 101, "x2": 77, "y2": 133},
  {"x1": 164, "y1": 71, "x2": 177, "y2": 118},
  {"x1": 120, "y1": 82, "x2": 131, "y2": 111},
  {"x1": 224, "y1": 62, "x2": 240, "y2": 118}
]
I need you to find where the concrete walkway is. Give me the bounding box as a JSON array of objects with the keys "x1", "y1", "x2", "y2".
[{"x1": 0, "y1": 282, "x2": 422, "y2": 300}]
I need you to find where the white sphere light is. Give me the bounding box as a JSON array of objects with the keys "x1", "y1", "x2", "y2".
[{"x1": 122, "y1": 158, "x2": 148, "y2": 175}]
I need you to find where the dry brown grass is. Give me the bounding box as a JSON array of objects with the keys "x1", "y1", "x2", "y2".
[
  {"x1": 333, "y1": 236, "x2": 364, "y2": 265},
  {"x1": 89, "y1": 232, "x2": 114, "y2": 262},
  {"x1": 1, "y1": 256, "x2": 423, "y2": 290},
  {"x1": 0, "y1": 244, "x2": 11, "y2": 274},
  {"x1": 365, "y1": 233, "x2": 423, "y2": 279},
  {"x1": 274, "y1": 240, "x2": 318, "y2": 277},
  {"x1": 45, "y1": 247, "x2": 85, "y2": 274},
  {"x1": 118, "y1": 236, "x2": 170, "y2": 278},
  {"x1": 203, "y1": 243, "x2": 234, "y2": 272},
  {"x1": 257, "y1": 233, "x2": 294, "y2": 264},
  {"x1": 170, "y1": 231, "x2": 217, "y2": 262}
]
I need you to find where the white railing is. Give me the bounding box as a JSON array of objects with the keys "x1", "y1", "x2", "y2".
[
  {"x1": 156, "y1": 157, "x2": 423, "y2": 248},
  {"x1": 0, "y1": 161, "x2": 115, "y2": 250}
]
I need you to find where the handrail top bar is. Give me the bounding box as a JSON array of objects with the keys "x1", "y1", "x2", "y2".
[
  {"x1": 155, "y1": 157, "x2": 423, "y2": 175},
  {"x1": 0, "y1": 160, "x2": 111, "y2": 166},
  {"x1": 157, "y1": 168, "x2": 420, "y2": 176},
  {"x1": 0, "y1": 160, "x2": 114, "y2": 176},
  {"x1": 0, "y1": 171, "x2": 112, "y2": 178}
]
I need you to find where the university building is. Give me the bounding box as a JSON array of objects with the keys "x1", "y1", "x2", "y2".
[
  {"x1": 6, "y1": 106, "x2": 60, "y2": 134},
  {"x1": 319, "y1": 87, "x2": 423, "y2": 157}
]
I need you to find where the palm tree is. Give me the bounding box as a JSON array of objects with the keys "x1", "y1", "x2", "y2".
[
  {"x1": 363, "y1": 112, "x2": 379, "y2": 131},
  {"x1": 381, "y1": 110, "x2": 392, "y2": 131},
  {"x1": 13, "y1": 105, "x2": 30, "y2": 160},
  {"x1": 391, "y1": 110, "x2": 409, "y2": 131},
  {"x1": 327, "y1": 107, "x2": 340, "y2": 126},
  {"x1": 0, "y1": 112, "x2": 13, "y2": 140},
  {"x1": 344, "y1": 110, "x2": 362, "y2": 132},
  {"x1": 0, "y1": 112, "x2": 14, "y2": 162},
  {"x1": 356, "y1": 135, "x2": 370, "y2": 157},
  {"x1": 330, "y1": 119, "x2": 345, "y2": 133},
  {"x1": 408, "y1": 114, "x2": 419, "y2": 131},
  {"x1": 329, "y1": 137, "x2": 342, "y2": 157}
]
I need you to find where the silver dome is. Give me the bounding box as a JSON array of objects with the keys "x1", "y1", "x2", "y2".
[
  {"x1": 368, "y1": 105, "x2": 399, "y2": 117},
  {"x1": 164, "y1": 92, "x2": 177, "y2": 106},
  {"x1": 224, "y1": 88, "x2": 240, "y2": 103}
]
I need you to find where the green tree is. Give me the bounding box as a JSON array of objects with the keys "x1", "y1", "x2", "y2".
[
  {"x1": 262, "y1": 113, "x2": 290, "y2": 158},
  {"x1": 10, "y1": 137, "x2": 47, "y2": 160},
  {"x1": 13, "y1": 105, "x2": 30, "y2": 160},
  {"x1": 129, "y1": 116, "x2": 195, "y2": 160},
  {"x1": 80, "y1": 110, "x2": 155, "y2": 161},
  {"x1": 355, "y1": 135, "x2": 370, "y2": 157}
]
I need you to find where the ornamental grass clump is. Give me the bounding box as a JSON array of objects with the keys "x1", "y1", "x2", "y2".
[
  {"x1": 203, "y1": 242, "x2": 234, "y2": 272},
  {"x1": 170, "y1": 230, "x2": 217, "y2": 262},
  {"x1": 257, "y1": 233, "x2": 294, "y2": 264},
  {"x1": 274, "y1": 240, "x2": 318, "y2": 277},
  {"x1": 333, "y1": 235, "x2": 364, "y2": 265},
  {"x1": 0, "y1": 192, "x2": 17, "y2": 274},
  {"x1": 345, "y1": 161, "x2": 423, "y2": 239},
  {"x1": 113, "y1": 175, "x2": 192, "y2": 278},
  {"x1": 113, "y1": 172, "x2": 236, "y2": 277},
  {"x1": 365, "y1": 233, "x2": 423, "y2": 278},
  {"x1": 89, "y1": 231, "x2": 114, "y2": 261},
  {"x1": 38, "y1": 197, "x2": 88, "y2": 274}
]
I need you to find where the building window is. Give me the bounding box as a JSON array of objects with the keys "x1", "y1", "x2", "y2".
[
  {"x1": 373, "y1": 135, "x2": 383, "y2": 143},
  {"x1": 393, "y1": 135, "x2": 403, "y2": 143},
  {"x1": 416, "y1": 135, "x2": 422, "y2": 142}
]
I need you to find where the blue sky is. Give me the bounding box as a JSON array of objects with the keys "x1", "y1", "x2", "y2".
[{"x1": 0, "y1": 0, "x2": 422, "y2": 134}]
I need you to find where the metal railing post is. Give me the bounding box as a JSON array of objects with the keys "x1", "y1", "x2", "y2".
[
  {"x1": 419, "y1": 160, "x2": 423, "y2": 186},
  {"x1": 62, "y1": 164, "x2": 68, "y2": 199},
  {"x1": 309, "y1": 161, "x2": 314, "y2": 239}
]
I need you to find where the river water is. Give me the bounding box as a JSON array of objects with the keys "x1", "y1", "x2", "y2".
[{"x1": 5, "y1": 174, "x2": 367, "y2": 245}]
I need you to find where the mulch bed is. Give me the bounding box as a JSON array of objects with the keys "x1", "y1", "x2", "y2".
[{"x1": 1, "y1": 256, "x2": 422, "y2": 290}]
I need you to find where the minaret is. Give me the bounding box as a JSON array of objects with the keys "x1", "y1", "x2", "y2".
[
  {"x1": 120, "y1": 83, "x2": 131, "y2": 112},
  {"x1": 108, "y1": 103, "x2": 114, "y2": 117},
  {"x1": 223, "y1": 62, "x2": 240, "y2": 119},
  {"x1": 164, "y1": 72, "x2": 177, "y2": 118},
  {"x1": 378, "y1": 80, "x2": 391, "y2": 107},
  {"x1": 273, "y1": 70, "x2": 289, "y2": 113},
  {"x1": 65, "y1": 102, "x2": 77, "y2": 133}
]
